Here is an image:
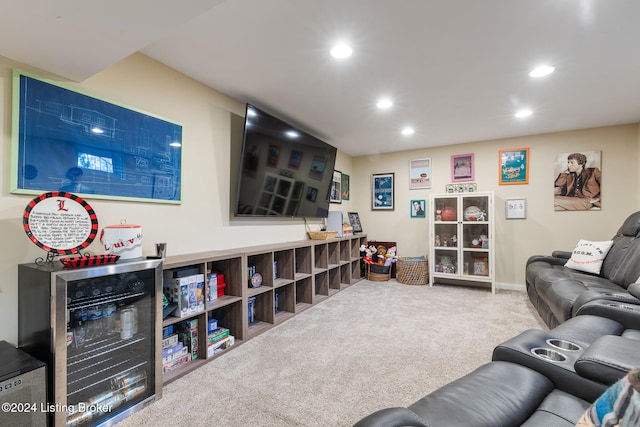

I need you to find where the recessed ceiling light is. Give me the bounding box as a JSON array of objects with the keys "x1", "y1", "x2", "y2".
[
  {"x1": 529, "y1": 65, "x2": 555, "y2": 78},
  {"x1": 330, "y1": 44, "x2": 352, "y2": 59},
  {"x1": 515, "y1": 109, "x2": 533, "y2": 118},
  {"x1": 376, "y1": 98, "x2": 393, "y2": 109},
  {"x1": 401, "y1": 127, "x2": 415, "y2": 135},
  {"x1": 285, "y1": 130, "x2": 300, "y2": 138}
]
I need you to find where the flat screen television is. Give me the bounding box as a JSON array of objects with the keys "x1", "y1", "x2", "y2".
[{"x1": 234, "y1": 104, "x2": 337, "y2": 218}]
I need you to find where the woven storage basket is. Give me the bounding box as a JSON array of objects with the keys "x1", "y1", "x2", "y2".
[
  {"x1": 366, "y1": 264, "x2": 391, "y2": 281},
  {"x1": 307, "y1": 230, "x2": 338, "y2": 240},
  {"x1": 397, "y1": 256, "x2": 429, "y2": 285}
]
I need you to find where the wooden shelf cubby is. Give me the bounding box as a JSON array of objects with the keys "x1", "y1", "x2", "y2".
[{"x1": 160, "y1": 234, "x2": 367, "y2": 385}]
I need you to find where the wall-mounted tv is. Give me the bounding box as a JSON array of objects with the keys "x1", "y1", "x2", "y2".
[{"x1": 234, "y1": 104, "x2": 337, "y2": 218}]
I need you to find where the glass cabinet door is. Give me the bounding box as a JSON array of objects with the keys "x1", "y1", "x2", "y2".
[
  {"x1": 461, "y1": 194, "x2": 491, "y2": 279},
  {"x1": 433, "y1": 195, "x2": 460, "y2": 275},
  {"x1": 65, "y1": 268, "x2": 157, "y2": 426}
]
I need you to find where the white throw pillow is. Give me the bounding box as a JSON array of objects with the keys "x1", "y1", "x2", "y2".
[{"x1": 564, "y1": 239, "x2": 614, "y2": 275}]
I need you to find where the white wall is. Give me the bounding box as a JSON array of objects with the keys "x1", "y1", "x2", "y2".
[
  {"x1": 352, "y1": 124, "x2": 640, "y2": 288},
  {"x1": 0, "y1": 53, "x2": 354, "y2": 345}
]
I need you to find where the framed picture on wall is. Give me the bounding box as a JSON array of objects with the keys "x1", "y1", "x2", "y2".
[
  {"x1": 506, "y1": 198, "x2": 527, "y2": 219},
  {"x1": 410, "y1": 200, "x2": 426, "y2": 218},
  {"x1": 11, "y1": 71, "x2": 183, "y2": 203},
  {"x1": 553, "y1": 150, "x2": 601, "y2": 211},
  {"x1": 330, "y1": 170, "x2": 342, "y2": 203},
  {"x1": 451, "y1": 153, "x2": 474, "y2": 182},
  {"x1": 499, "y1": 148, "x2": 529, "y2": 185},
  {"x1": 409, "y1": 158, "x2": 432, "y2": 189},
  {"x1": 371, "y1": 173, "x2": 394, "y2": 210},
  {"x1": 341, "y1": 173, "x2": 350, "y2": 200}
]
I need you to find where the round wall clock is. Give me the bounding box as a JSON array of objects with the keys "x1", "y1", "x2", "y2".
[{"x1": 23, "y1": 191, "x2": 99, "y2": 255}]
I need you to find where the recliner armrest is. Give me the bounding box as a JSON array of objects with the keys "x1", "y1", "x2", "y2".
[
  {"x1": 629, "y1": 283, "x2": 640, "y2": 300},
  {"x1": 574, "y1": 335, "x2": 640, "y2": 385},
  {"x1": 551, "y1": 250, "x2": 572, "y2": 259},
  {"x1": 352, "y1": 407, "x2": 427, "y2": 427},
  {"x1": 526, "y1": 254, "x2": 569, "y2": 267}
]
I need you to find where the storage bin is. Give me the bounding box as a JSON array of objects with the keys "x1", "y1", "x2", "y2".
[
  {"x1": 397, "y1": 256, "x2": 429, "y2": 285},
  {"x1": 365, "y1": 263, "x2": 391, "y2": 281}
]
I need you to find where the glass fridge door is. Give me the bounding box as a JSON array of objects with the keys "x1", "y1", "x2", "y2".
[{"x1": 65, "y1": 268, "x2": 157, "y2": 426}]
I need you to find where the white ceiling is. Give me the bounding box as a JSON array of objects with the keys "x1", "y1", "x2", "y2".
[{"x1": 2, "y1": 0, "x2": 640, "y2": 156}]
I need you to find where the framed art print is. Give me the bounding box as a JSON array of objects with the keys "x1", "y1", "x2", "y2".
[
  {"x1": 499, "y1": 148, "x2": 529, "y2": 185},
  {"x1": 409, "y1": 158, "x2": 431, "y2": 189},
  {"x1": 451, "y1": 153, "x2": 474, "y2": 182},
  {"x1": 11, "y1": 71, "x2": 183, "y2": 203},
  {"x1": 371, "y1": 173, "x2": 394, "y2": 210},
  {"x1": 341, "y1": 173, "x2": 350, "y2": 200},
  {"x1": 553, "y1": 150, "x2": 601, "y2": 211},
  {"x1": 506, "y1": 198, "x2": 527, "y2": 219},
  {"x1": 410, "y1": 200, "x2": 426, "y2": 218},
  {"x1": 347, "y1": 212, "x2": 363, "y2": 233},
  {"x1": 330, "y1": 170, "x2": 342, "y2": 203}
]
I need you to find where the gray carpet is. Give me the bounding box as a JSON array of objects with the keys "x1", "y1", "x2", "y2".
[{"x1": 115, "y1": 280, "x2": 546, "y2": 427}]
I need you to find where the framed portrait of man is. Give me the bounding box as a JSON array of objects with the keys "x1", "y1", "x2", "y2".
[{"x1": 553, "y1": 150, "x2": 601, "y2": 211}]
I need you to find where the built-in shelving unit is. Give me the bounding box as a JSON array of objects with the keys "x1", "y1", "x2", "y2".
[{"x1": 160, "y1": 234, "x2": 367, "y2": 385}]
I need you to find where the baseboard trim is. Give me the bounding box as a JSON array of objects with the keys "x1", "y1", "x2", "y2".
[{"x1": 496, "y1": 282, "x2": 526, "y2": 292}]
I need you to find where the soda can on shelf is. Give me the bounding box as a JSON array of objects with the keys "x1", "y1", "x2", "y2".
[{"x1": 120, "y1": 308, "x2": 134, "y2": 339}]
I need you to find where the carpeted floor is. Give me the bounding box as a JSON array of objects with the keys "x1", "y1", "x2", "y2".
[{"x1": 115, "y1": 280, "x2": 546, "y2": 427}]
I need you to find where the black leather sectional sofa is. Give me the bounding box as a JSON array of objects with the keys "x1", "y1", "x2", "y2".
[
  {"x1": 353, "y1": 212, "x2": 640, "y2": 427},
  {"x1": 527, "y1": 211, "x2": 640, "y2": 329}
]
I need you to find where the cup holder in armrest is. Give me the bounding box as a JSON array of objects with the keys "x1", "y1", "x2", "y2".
[
  {"x1": 546, "y1": 338, "x2": 582, "y2": 352},
  {"x1": 531, "y1": 347, "x2": 568, "y2": 362}
]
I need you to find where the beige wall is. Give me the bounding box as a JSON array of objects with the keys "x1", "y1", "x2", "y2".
[
  {"x1": 352, "y1": 124, "x2": 640, "y2": 288},
  {"x1": 0, "y1": 53, "x2": 353, "y2": 345},
  {"x1": 1, "y1": 51, "x2": 638, "y2": 345}
]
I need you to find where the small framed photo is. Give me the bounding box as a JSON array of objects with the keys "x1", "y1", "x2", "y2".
[
  {"x1": 371, "y1": 173, "x2": 394, "y2": 210},
  {"x1": 451, "y1": 153, "x2": 474, "y2": 182},
  {"x1": 330, "y1": 170, "x2": 342, "y2": 203},
  {"x1": 347, "y1": 212, "x2": 363, "y2": 233},
  {"x1": 506, "y1": 198, "x2": 527, "y2": 219},
  {"x1": 499, "y1": 148, "x2": 529, "y2": 185},
  {"x1": 410, "y1": 200, "x2": 426, "y2": 218}
]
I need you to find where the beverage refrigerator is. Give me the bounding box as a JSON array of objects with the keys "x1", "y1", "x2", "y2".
[{"x1": 18, "y1": 258, "x2": 163, "y2": 427}]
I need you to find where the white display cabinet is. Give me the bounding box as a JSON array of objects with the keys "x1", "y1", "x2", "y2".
[{"x1": 429, "y1": 192, "x2": 495, "y2": 293}]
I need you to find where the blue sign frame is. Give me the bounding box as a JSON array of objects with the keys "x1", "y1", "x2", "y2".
[{"x1": 11, "y1": 71, "x2": 183, "y2": 203}]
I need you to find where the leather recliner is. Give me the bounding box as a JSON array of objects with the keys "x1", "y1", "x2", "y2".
[
  {"x1": 353, "y1": 361, "x2": 591, "y2": 427},
  {"x1": 526, "y1": 211, "x2": 640, "y2": 328}
]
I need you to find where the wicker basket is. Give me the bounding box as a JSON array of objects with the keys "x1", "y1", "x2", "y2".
[
  {"x1": 307, "y1": 230, "x2": 338, "y2": 240},
  {"x1": 397, "y1": 256, "x2": 429, "y2": 285},
  {"x1": 365, "y1": 263, "x2": 391, "y2": 281}
]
